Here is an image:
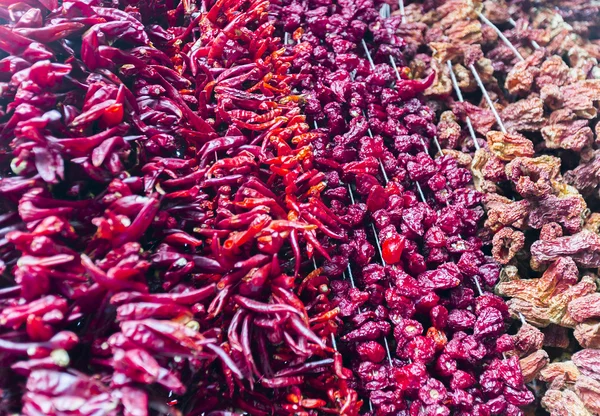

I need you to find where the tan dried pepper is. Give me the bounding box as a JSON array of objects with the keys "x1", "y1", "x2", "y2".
[
  {"x1": 564, "y1": 149, "x2": 600, "y2": 197},
  {"x1": 500, "y1": 97, "x2": 546, "y2": 133},
  {"x1": 548, "y1": 108, "x2": 580, "y2": 124},
  {"x1": 471, "y1": 149, "x2": 499, "y2": 193},
  {"x1": 486, "y1": 130, "x2": 535, "y2": 161},
  {"x1": 453, "y1": 101, "x2": 496, "y2": 135},
  {"x1": 424, "y1": 58, "x2": 452, "y2": 96},
  {"x1": 496, "y1": 257, "x2": 578, "y2": 307},
  {"x1": 568, "y1": 293, "x2": 600, "y2": 323},
  {"x1": 541, "y1": 118, "x2": 593, "y2": 152},
  {"x1": 474, "y1": 57, "x2": 495, "y2": 84},
  {"x1": 539, "y1": 361, "x2": 581, "y2": 384},
  {"x1": 572, "y1": 349, "x2": 600, "y2": 381},
  {"x1": 574, "y1": 375, "x2": 600, "y2": 414},
  {"x1": 530, "y1": 231, "x2": 600, "y2": 269},
  {"x1": 430, "y1": 42, "x2": 463, "y2": 63},
  {"x1": 560, "y1": 80, "x2": 600, "y2": 117},
  {"x1": 440, "y1": 149, "x2": 472, "y2": 167},
  {"x1": 584, "y1": 213, "x2": 600, "y2": 234},
  {"x1": 437, "y1": 112, "x2": 462, "y2": 149},
  {"x1": 507, "y1": 298, "x2": 551, "y2": 327},
  {"x1": 575, "y1": 320, "x2": 600, "y2": 349},
  {"x1": 519, "y1": 350, "x2": 549, "y2": 383},
  {"x1": 502, "y1": 273, "x2": 595, "y2": 328},
  {"x1": 484, "y1": 194, "x2": 530, "y2": 232},
  {"x1": 541, "y1": 84, "x2": 564, "y2": 111},
  {"x1": 453, "y1": 63, "x2": 475, "y2": 91},
  {"x1": 536, "y1": 257, "x2": 580, "y2": 300},
  {"x1": 445, "y1": 21, "x2": 483, "y2": 44},
  {"x1": 491, "y1": 227, "x2": 524, "y2": 264},
  {"x1": 536, "y1": 55, "x2": 570, "y2": 89},
  {"x1": 504, "y1": 48, "x2": 544, "y2": 96},
  {"x1": 568, "y1": 46, "x2": 599, "y2": 82},
  {"x1": 540, "y1": 222, "x2": 564, "y2": 241},
  {"x1": 527, "y1": 193, "x2": 587, "y2": 235},
  {"x1": 505, "y1": 155, "x2": 561, "y2": 198},
  {"x1": 397, "y1": 23, "x2": 428, "y2": 46},
  {"x1": 435, "y1": 0, "x2": 480, "y2": 29},
  {"x1": 482, "y1": 0, "x2": 509, "y2": 23},
  {"x1": 541, "y1": 389, "x2": 592, "y2": 416},
  {"x1": 547, "y1": 275, "x2": 597, "y2": 327}
]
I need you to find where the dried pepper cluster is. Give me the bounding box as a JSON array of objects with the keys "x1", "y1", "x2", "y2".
[
  {"x1": 273, "y1": 0, "x2": 534, "y2": 414},
  {"x1": 399, "y1": 0, "x2": 600, "y2": 413},
  {"x1": 0, "y1": 0, "x2": 363, "y2": 414}
]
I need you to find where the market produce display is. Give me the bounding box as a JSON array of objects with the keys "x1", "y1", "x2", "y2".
[
  {"x1": 0, "y1": 0, "x2": 597, "y2": 414},
  {"x1": 401, "y1": 0, "x2": 600, "y2": 414}
]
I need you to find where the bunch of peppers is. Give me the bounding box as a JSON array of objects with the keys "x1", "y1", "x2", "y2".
[
  {"x1": 0, "y1": 0, "x2": 362, "y2": 414},
  {"x1": 397, "y1": 0, "x2": 600, "y2": 413},
  {"x1": 272, "y1": 0, "x2": 535, "y2": 414}
]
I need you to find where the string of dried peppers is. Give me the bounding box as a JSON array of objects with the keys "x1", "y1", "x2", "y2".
[{"x1": 0, "y1": 0, "x2": 357, "y2": 413}]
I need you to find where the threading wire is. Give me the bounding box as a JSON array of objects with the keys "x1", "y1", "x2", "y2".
[
  {"x1": 398, "y1": 0, "x2": 406, "y2": 24},
  {"x1": 476, "y1": 11, "x2": 524, "y2": 61},
  {"x1": 508, "y1": 18, "x2": 541, "y2": 50},
  {"x1": 468, "y1": 64, "x2": 507, "y2": 133},
  {"x1": 446, "y1": 61, "x2": 480, "y2": 150}
]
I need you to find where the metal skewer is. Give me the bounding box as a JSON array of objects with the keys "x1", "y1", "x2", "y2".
[
  {"x1": 468, "y1": 63, "x2": 507, "y2": 133},
  {"x1": 507, "y1": 18, "x2": 540, "y2": 50},
  {"x1": 398, "y1": 0, "x2": 406, "y2": 24},
  {"x1": 476, "y1": 11, "x2": 524, "y2": 61},
  {"x1": 446, "y1": 61, "x2": 480, "y2": 149}
]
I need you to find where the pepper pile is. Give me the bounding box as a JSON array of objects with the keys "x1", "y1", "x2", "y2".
[
  {"x1": 274, "y1": 0, "x2": 535, "y2": 414},
  {"x1": 401, "y1": 0, "x2": 600, "y2": 413},
  {"x1": 0, "y1": 0, "x2": 360, "y2": 414}
]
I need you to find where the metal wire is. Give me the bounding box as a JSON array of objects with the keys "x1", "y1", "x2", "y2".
[
  {"x1": 468, "y1": 63, "x2": 507, "y2": 133},
  {"x1": 398, "y1": 0, "x2": 406, "y2": 23},
  {"x1": 508, "y1": 18, "x2": 541, "y2": 50},
  {"x1": 446, "y1": 61, "x2": 480, "y2": 149},
  {"x1": 476, "y1": 11, "x2": 524, "y2": 61}
]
